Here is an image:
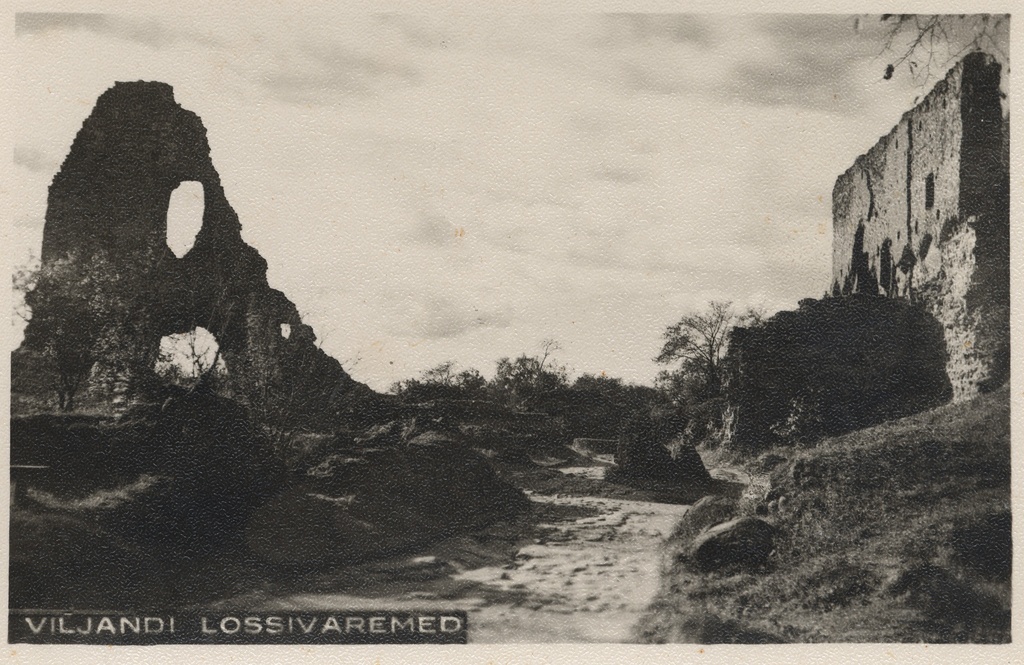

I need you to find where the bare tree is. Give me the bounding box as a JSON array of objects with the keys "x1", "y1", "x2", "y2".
[
  {"x1": 154, "y1": 327, "x2": 226, "y2": 391},
  {"x1": 538, "y1": 338, "x2": 562, "y2": 374},
  {"x1": 656, "y1": 302, "x2": 734, "y2": 401},
  {"x1": 655, "y1": 303, "x2": 764, "y2": 403},
  {"x1": 420, "y1": 360, "x2": 458, "y2": 387},
  {"x1": 878, "y1": 14, "x2": 1008, "y2": 86}
]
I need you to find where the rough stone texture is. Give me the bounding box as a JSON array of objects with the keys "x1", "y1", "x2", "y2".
[
  {"x1": 832, "y1": 53, "x2": 1009, "y2": 400},
  {"x1": 17, "y1": 81, "x2": 374, "y2": 427},
  {"x1": 690, "y1": 516, "x2": 776, "y2": 572}
]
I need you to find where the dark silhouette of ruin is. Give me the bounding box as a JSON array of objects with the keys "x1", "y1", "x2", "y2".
[{"x1": 15, "y1": 81, "x2": 375, "y2": 426}]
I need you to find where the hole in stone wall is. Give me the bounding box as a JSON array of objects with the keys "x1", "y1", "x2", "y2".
[
  {"x1": 280, "y1": 323, "x2": 292, "y2": 339},
  {"x1": 154, "y1": 326, "x2": 226, "y2": 387},
  {"x1": 167, "y1": 181, "x2": 204, "y2": 257},
  {"x1": 925, "y1": 173, "x2": 935, "y2": 210}
]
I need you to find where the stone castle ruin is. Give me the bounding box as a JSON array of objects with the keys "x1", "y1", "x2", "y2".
[
  {"x1": 15, "y1": 81, "x2": 374, "y2": 425},
  {"x1": 832, "y1": 52, "x2": 1009, "y2": 400}
]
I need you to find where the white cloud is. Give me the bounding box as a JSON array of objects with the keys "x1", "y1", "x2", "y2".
[{"x1": 11, "y1": 11, "x2": 959, "y2": 390}]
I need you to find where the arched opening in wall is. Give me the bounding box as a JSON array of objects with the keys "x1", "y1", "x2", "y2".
[
  {"x1": 167, "y1": 181, "x2": 205, "y2": 257},
  {"x1": 154, "y1": 326, "x2": 227, "y2": 389},
  {"x1": 850, "y1": 223, "x2": 878, "y2": 295},
  {"x1": 925, "y1": 174, "x2": 935, "y2": 210},
  {"x1": 919, "y1": 234, "x2": 934, "y2": 261},
  {"x1": 879, "y1": 239, "x2": 894, "y2": 294}
]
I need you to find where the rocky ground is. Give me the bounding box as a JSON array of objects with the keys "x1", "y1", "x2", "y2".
[
  {"x1": 203, "y1": 462, "x2": 741, "y2": 643},
  {"x1": 451, "y1": 486, "x2": 688, "y2": 642},
  {"x1": 10, "y1": 399, "x2": 744, "y2": 643}
]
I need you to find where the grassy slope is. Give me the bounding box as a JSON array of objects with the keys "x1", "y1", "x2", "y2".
[{"x1": 638, "y1": 386, "x2": 1011, "y2": 643}]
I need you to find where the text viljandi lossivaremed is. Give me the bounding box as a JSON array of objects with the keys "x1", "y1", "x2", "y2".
[{"x1": 9, "y1": 612, "x2": 468, "y2": 644}]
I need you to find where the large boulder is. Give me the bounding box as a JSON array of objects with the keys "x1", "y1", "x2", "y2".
[
  {"x1": 685, "y1": 496, "x2": 738, "y2": 534},
  {"x1": 608, "y1": 412, "x2": 712, "y2": 486},
  {"x1": 245, "y1": 436, "x2": 530, "y2": 566},
  {"x1": 670, "y1": 495, "x2": 739, "y2": 565},
  {"x1": 691, "y1": 516, "x2": 776, "y2": 571}
]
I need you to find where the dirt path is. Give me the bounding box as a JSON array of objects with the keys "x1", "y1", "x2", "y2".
[
  {"x1": 209, "y1": 465, "x2": 709, "y2": 643},
  {"x1": 450, "y1": 484, "x2": 691, "y2": 642}
]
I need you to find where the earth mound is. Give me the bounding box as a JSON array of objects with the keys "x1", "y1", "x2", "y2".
[{"x1": 246, "y1": 432, "x2": 531, "y2": 566}]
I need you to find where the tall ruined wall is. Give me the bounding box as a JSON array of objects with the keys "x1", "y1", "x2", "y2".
[
  {"x1": 832, "y1": 53, "x2": 1009, "y2": 400},
  {"x1": 18, "y1": 81, "x2": 375, "y2": 426}
]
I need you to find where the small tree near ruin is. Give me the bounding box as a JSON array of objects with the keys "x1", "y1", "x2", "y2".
[
  {"x1": 14, "y1": 252, "x2": 149, "y2": 411},
  {"x1": 655, "y1": 302, "x2": 764, "y2": 405},
  {"x1": 878, "y1": 14, "x2": 1008, "y2": 86}
]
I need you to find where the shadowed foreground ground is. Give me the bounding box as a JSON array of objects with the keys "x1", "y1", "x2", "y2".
[{"x1": 200, "y1": 464, "x2": 742, "y2": 643}]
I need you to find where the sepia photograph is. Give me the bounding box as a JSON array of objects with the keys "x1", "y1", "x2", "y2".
[{"x1": 5, "y1": 5, "x2": 1014, "y2": 656}]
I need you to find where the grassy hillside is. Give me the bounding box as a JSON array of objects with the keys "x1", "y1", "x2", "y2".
[{"x1": 638, "y1": 386, "x2": 1011, "y2": 643}]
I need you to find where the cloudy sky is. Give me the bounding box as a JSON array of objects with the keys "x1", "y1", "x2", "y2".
[{"x1": 9, "y1": 10, "x2": 1005, "y2": 391}]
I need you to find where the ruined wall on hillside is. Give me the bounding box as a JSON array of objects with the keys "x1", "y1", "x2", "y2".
[
  {"x1": 724, "y1": 296, "x2": 952, "y2": 451},
  {"x1": 832, "y1": 52, "x2": 1009, "y2": 400},
  {"x1": 17, "y1": 81, "x2": 375, "y2": 426}
]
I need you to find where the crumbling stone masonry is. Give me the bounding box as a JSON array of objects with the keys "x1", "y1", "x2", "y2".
[
  {"x1": 832, "y1": 52, "x2": 1009, "y2": 400},
  {"x1": 16, "y1": 81, "x2": 374, "y2": 425}
]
